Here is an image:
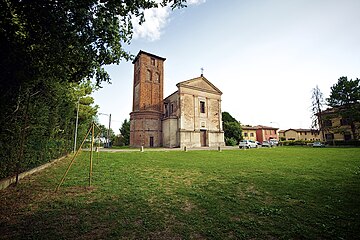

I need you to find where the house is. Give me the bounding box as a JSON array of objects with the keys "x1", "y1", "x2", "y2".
[
  {"x1": 241, "y1": 125, "x2": 257, "y2": 141},
  {"x1": 130, "y1": 50, "x2": 225, "y2": 148},
  {"x1": 255, "y1": 125, "x2": 279, "y2": 143},
  {"x1": 319, "y1": 107, "x2": 360, "y2": 141},
  {"x1": 279, "y1": 129, "x2": 321, "y2": 141},
  {"x1": 241, "y1": 125, "x2": 279, "y2": 143}
]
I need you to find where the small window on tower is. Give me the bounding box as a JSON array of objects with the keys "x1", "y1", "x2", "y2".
[
  {"x1": 146, "y1": 70, "x2": 152, "y2": 81},
  {"x1": 200, "y1": 101, "x2": 206, "y2": 113},
  {"x1": 155, "y1": 73, "x2": 160, "y2": 83},
  {"x1": 151, "y1": 58, "x2": 155, "y2": 66}
]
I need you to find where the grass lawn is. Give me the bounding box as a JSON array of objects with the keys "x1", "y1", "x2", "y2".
[{"x1": 0, "y1": 147, "x2": 359, "y2": 239}]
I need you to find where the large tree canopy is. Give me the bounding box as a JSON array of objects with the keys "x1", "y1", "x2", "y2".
[
  {"x1": 327, "y1": 77, "x2": 360, "y2": 107},
  {"x1": 0, "y1": 0, "x2": 186, "y2": 179},
  {"x1": 1, "y1": 0, "x2": 186, "y2": 88}
]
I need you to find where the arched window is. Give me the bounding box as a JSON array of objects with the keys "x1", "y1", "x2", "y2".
[
  {"x1": 146, "y1": 70, "x2": 152, "y2": 82},
  {"x1": 155, "y1": 73, "x2": 160, "y2": 83}
]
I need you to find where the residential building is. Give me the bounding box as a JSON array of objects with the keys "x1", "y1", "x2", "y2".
[
  {"x1": 320, "y1": 107, "x2": 360, "y2": 141},
  {"x1": 241, "y1": 125, "x2": 257, "y2": 141},
  {"x1": 279, "y1": 129, "x2": 321, "y2": 141},
  {"x1": 255, "y1": 125, "x2": 279, "y2": 143},
  {"x1": 241, "y1": 125, "x2": 279, "y2": 143}
]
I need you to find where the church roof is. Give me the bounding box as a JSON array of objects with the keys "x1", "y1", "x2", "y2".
[
  {"x1": 176, "y1": 75, "x2": 222, "y2": 95},
  {"x1": 132, "y1": 50, "x2": 166, "y2": 64}
]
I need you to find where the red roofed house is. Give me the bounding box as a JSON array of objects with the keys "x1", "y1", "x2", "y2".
[{"x1": 255, "y1": 125, "x2": 279, "y2": 143}]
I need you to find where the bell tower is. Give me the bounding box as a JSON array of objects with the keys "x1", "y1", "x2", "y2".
[{"x1": 130, "y1": 51, "x2": 166, "y2": 147}]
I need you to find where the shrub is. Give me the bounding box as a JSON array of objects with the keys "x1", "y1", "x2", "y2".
[
  {"x1": 327, "y1": 140, "x2": 360, "y2": 147},
  {"x1": 225, "y1": 137, "x2": 238, "y2": 146}
]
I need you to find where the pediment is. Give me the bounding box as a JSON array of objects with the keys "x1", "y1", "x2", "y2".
[{"x1": 176, "y1": 76, "x2": 222, "y2": 94}]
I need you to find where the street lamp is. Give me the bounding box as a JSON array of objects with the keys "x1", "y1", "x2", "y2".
[{"x1": 99, "y1": 113, "x2": 112, "y2": 148}]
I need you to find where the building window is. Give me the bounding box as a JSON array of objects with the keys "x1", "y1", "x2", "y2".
[
  {"x1": 155, "y1": 73, "x2": 160, "y2": 83},
  {"x1": 170, "y1": 104, "x2": 174, "y2": 114},
  {"x1": 324, "y1": 119, "x2": 332, "y2": 127},
  {"x1": 250, "y1": 133, "x2": 254, "y2": 137},
  {"x1": 325, "y1": 133, "x2": 334, "y2": 141},
  {"x1": 344, "y1": 132, "x2": 352, "y2": 141},
  {"x1": 146, "y1": 70, "x2": 151, "y2": 81},
  {"x1": 341, "y1": 118, "x2": 350, "y2": 126},
  {"x1": 151, "y1": 58, "x2": 155, "y2": 66},
  {"x1": 244, "y1": 133, "x2": 248, "y2": 137},
  {"x1": 200, "y1": 101, "x2": 205, "y2": 113},
  {"x1": 164, "y1": 103, "x2": 169, "y2": 117}
]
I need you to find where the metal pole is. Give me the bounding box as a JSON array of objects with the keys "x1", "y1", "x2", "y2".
[
  {"x1": 107, "y1": 114, "x2": 111, "y2": 147},
  {"x1": 89, "y1": 122, "x2": 94, "y2": 187},
  {"x1": 74, "y1": 97, "x2": 80, "y2": 153}
]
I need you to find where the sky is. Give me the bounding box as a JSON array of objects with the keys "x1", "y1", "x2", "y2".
[{"x1": 92, "y1": 0, "x2": 360, "y2": 134}]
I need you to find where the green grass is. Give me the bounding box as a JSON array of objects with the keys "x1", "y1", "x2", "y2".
[{"x1": 1, "y1": 147, "x2": 359, "y2": 239}]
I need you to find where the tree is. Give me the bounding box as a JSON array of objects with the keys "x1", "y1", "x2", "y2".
[
  {"x1": 97, "y1": 123, "x2": 116, "y2": 145},
  {"x1": 222, "y1": 112, "x2": 238, "y2": 123},
  {"x1": 326, "y1": 76, "x2": 360, "y2": 140},
  {"x1": 120, "y1": 119, "x2": 131, "y2": 146},
  {"x1": 1, "y1": 1, "x2": 186, "y2": 87},
  {"x1": 0, "y1": 1, "x2": 185, "y2": 178},
  {"x1": 222, "y1": 112, "x2": 242, "y2": 145},
  {"x1": 311, "y1": 85, "x2": 325, "y2": 139}
]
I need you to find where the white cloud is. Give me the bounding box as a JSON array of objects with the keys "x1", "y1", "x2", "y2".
[
  {"x1": 132, "y1": 7, "x2": 171, "y2": 41},
  {"x1": 132, "y1": 0, "x2": 206, "y2": 41}
]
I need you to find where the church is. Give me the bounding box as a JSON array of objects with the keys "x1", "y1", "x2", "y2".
[{"x1": 130, "y1": 50, "x2": 225, "y2": 148}]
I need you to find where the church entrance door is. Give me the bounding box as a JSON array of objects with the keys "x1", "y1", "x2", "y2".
[{"x1": 200, "y1": 130, "x2": 207, "y2": 147}]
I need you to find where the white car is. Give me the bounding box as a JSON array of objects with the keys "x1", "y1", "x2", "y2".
[
  {"x1": 239, "y1": 140, "x2": 258, "y2": 149},
  {"x1": 269, "y1": 139, "x2": 279, "y2": 146},
  {"x1": 313, "y1": 142, "x2": 325, "y2": 147},
  {"x1": 261, "y1": 141, "x2": 272, "y2": 147}
]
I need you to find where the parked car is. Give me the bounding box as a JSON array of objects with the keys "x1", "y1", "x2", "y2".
[
  {"x1": 312, "y1": 142, "x2": 325, "y2": 147},
  {"x1": 239, "y1": 140, "x2": 258, "y2": 149},
  {"x1": 269, "y1": 139, "x2": 279, "y2": 146},
  {"x1": 261, "y1": 141, "x2": 272, "y2": 147}
]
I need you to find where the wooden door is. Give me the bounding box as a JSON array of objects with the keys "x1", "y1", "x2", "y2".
[
  {"x1": 200, "y1": 130, "x2": 207, "y2": 147},
  {"x1": 150, "y1": 137, "x2": 154, "y2": 147}
]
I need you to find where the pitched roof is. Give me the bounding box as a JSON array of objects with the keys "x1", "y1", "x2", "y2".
[
  {"x1": 255, "y1": 125, "x2": 279, "y2": 130},
  {"x1": 283, "y1": 128, "x2": 319, "y2": 133},
  {"x1": 242, "y1": 126, "x2": 259, "y2": 130},
  {"x1": 176, "y1": 75, "x2": 222, "y2": 94},
  {"x1": 132, "y1": 50, "x2": 166, "y2": 64}
]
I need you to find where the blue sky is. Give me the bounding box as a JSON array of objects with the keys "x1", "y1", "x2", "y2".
[{"x1": 92, "y1": 0, "x2": 360, "y2": 134}]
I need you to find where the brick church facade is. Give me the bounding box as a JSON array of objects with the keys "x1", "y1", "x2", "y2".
[{"x1": 130, "y1": 51, "x2": 225, "y2": 148}]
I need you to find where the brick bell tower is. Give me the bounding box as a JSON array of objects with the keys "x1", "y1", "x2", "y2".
[{"x1": 130, "y1": 51, "x2": 166, "y2": 147}]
